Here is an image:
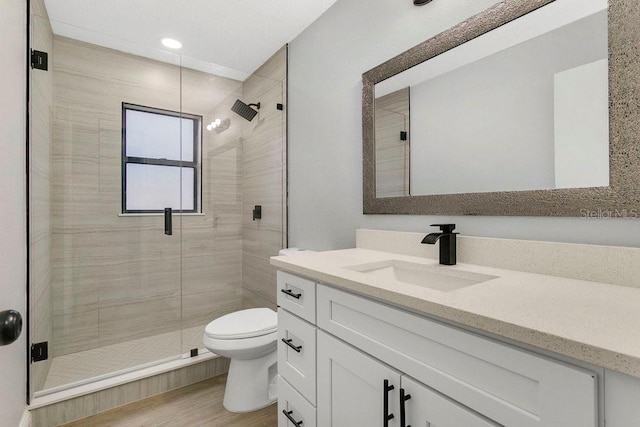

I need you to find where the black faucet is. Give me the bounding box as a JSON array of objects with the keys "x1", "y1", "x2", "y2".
[{"x1": 421, "y1": 224, "x2": 458, "y2": 265}]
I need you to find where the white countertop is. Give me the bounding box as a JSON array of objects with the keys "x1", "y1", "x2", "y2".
[{"x1": 271, "y1": 248, "x2": 640, "y2": 378}]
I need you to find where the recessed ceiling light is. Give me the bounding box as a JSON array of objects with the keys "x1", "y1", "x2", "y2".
[{"x1": 161, "y1": 38, "x2": 182, "y2": 49}]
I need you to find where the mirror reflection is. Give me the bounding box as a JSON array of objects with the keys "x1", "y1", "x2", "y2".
[
  {"x1": 375, "y1": 87, "x2": 410, "y2": 197},
  {"x1": 374, "y1": 1, "x2": 608, "y2": 198}
]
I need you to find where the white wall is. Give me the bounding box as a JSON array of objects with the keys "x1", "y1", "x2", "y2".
[
  {"x1": 0, "y1": 0, "x2": 28, "y2": 424},
  {"x1": 288, "y1": 0, "x2": 640, "y2": 251}
]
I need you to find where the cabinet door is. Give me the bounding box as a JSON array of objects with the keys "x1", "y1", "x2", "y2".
[
  {"x1": 318, "y1": 284, "x2": 597, "y2": 427},
  {"x1": 277, "y1": 271, "x2": 316, "y2": 323},
  {"x1": 400, "y1": 375, "x2": 500, "y2": 427},
  {"x1": 317, "y1": 330, "x2": 401, "y2": 427},
  {"x1": 278, "y1": 308, "x2": 317, "y2": 403},
  {"x1": 278, "y1": 375, "x2": 316, "y2": 427}
]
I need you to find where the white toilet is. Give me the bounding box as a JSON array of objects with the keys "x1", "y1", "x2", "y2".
[{"x1": 203, "y1": 307, "x2": 278, "y2": 412}]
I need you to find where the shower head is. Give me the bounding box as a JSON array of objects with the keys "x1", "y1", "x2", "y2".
[{"x1": 231, "y1": 99, "x2": 260, "y2": 122}]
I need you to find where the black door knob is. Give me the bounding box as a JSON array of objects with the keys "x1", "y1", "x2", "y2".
[{"x1": 0, "y1": 310, "x2": 22, "y2": 346}]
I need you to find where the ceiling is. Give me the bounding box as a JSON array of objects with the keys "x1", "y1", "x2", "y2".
[{"x1": 43, "y1": 0, "x2": 339, "y2": 81}]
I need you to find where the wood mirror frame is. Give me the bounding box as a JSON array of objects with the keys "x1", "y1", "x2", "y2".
[{"x1": 362, "y1": 0, "x2": 640, "y2": 216}]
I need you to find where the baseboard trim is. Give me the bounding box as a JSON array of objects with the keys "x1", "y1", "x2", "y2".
[{"x1": 19, "y1": 409, "x2": 31, "y2": 427}]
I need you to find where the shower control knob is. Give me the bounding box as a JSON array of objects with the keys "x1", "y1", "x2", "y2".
[{"x1": 0, "y1": 310, "x2": 22, "y2": 346}]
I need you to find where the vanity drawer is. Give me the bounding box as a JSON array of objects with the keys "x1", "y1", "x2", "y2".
[
  {"x1": 278, "y1": 308, "x2": 317, "y2": 404},
  {"x1": 317, "y1": 284, "x2": 597, "y2": 427},
  {"x1": 278, "y1": 375, "x2": 316, "y2": 427},
  {"x1": 277, "y1": 271, "x2": 316, "y2": 323}
]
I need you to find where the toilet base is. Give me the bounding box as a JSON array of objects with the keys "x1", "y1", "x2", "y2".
[{"x1": 222, "y1": 349, "x2": 278, "y2": 413}]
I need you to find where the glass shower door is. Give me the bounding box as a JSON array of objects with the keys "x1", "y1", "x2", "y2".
[
  {"x1": 177, "y1": 47, "x2": 288, "y2": 357},
  {"x1": 177, "y1": 56, "x2": 245, "y2": 356},
  {"x1": 28, "y1": 4, "x2": 55, "y2": 396},
  {"x1": 28, "y1": 0, "x2": 185, "y2": 397}
]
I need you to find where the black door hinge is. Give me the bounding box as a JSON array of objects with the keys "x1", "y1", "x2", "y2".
[
  {"x1": 400, "y1": 131, "x2": 408, "y2": 141},
  {"x1": 31, "y1": 49, "x2": 48, "y2": 71},
  {"x1": 31, "y1": 342, "x2": 48, "y2": 362},
  {"x1": 276, "y1": 103, "x2": 284, "y2": 111}
]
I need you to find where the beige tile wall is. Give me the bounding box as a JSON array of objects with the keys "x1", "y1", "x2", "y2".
[
  {"x1": 32, "y1": 29, "x2": 287, "y2": 394},
  {"x1": 30, "y1": 0, "x2": 54, "y2": 393},
  {"x1": 51, "y1": 37, "x2": 245, "y2": 358},
  {"x1": 241, "y1": 47, "x2": 287, "y2": 310}
]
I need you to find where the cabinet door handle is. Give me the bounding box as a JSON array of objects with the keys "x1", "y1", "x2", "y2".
[
  {"x1": 282, "y1": 409, "x2": 303, "y2": 426},
  {"x1": 281, "y1": 338, "x2": 302, "y2": 353},
  {"x1": 400, "y1": 387, "x2": 412, "y2": 427},
  {"x1": 384, "y1": 379, "x2": 395, "y2": 426},
  {"x1": 281, "y1": 288, "x2": 302, "y2": 299}
]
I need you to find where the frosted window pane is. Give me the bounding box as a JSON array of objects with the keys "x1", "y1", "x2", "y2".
[
  {"x1": 126, "y1": 110, "x2": 194, "y2": 161},
  {"x1": 126, "y1": 164, "x2": 195, "y2": 211},
  {"x1": 181, "y1": 120, "x2": 194, "y2": 162},
  {"x1": 181, "y1": 168, "x2": 195, "y2": 211}
]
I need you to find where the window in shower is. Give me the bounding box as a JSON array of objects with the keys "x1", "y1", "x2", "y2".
[{"x1": 122, "y1": 103, "x2": 202, "y2": 213}]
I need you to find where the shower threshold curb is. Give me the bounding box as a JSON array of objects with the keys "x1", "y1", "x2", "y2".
[{"x1": 29, "y1": 351, "x2": 219, "y2": 409}]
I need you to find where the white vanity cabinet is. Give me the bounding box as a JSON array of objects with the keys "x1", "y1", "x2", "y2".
[
  {"x1": 278, "y1": 376, "x2": 316, "y2": 427},
  {"x1": 400, "y1": 374, "x2": 499, "y2": 427},
  {"x1": 317, "y1": 330, "x2": 401, "y2": 426},
  {"x1": 276, "y1": 270, "x2": 599, "y2": 427},
  {"x1": 316, "y1": 284, "x2": 597, "y2": 427},
  {"x1": 317, "y1": 330, "x2": 498, "y2": 427},
  {"x1": 278, "y1": 308, "x2": 317, "y2": 402},
  {"x1": 277, "y1": 271, "x2": 316, "y2": 323},
  {"x1": 277, "y1": 271, "x2": 318, "y2": 427}
]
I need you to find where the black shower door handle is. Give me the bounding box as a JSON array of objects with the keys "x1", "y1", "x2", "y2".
[{"x1": 164, "y1": 207, "x2": 172, "y2": 235}]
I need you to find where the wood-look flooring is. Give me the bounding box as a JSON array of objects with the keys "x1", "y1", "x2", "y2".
[{"x1": 62, "y1": 375, "x2": 277, "y2": 427}]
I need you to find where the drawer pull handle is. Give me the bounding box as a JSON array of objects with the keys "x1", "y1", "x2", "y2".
[
  {"x1": 282, "y1": 338, "x2": 302, "y2": 353},
  {"x1": 400, "y1": 387, "x2": 412, "y2": 427},
  {"x1": 384, "y1": 379, "x2": 395, "y2": 426},
  {"x1": 283, "y1": 409, "x2": 303, "y2": 425},
  {"x1": 281, "y1": 288, "x2": 302, "y2": 299}
]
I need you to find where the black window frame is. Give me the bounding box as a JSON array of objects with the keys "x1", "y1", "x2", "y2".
[{"x1": 121, "y1": 103, "x2": 202, "y2": 214}]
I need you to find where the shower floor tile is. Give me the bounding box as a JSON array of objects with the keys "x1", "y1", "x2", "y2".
[{"x1": 42, "y1": 325, "x2": 207, "y2": 391}]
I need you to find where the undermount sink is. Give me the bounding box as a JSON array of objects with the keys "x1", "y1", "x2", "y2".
[{"x1": 346, "y1": 260, "x2": 498, "y2": 292}]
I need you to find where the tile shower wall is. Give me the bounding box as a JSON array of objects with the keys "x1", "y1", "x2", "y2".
[
  {"x1": 51, "y1": 37, "x2": 244, "y2": 357},
  {"x1": 30, "y1": 0, "x2": 54, "y2": 392},
  {"x1": 241, "y1": 47, "x2": 287, "y2": 310}
]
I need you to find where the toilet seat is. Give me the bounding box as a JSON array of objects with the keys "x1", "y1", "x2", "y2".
[{"x1": 205, "y1": 308, "x2": 277, "y2": 340}]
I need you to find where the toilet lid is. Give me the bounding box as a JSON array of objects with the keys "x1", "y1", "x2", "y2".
[{"x1": 205, "y1": 308, "x2": 277, "y2": 340}]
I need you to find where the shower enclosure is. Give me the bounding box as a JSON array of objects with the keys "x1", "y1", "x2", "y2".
[{"x1": 28, "y1": 0, "x2": 287, "y2": 401}]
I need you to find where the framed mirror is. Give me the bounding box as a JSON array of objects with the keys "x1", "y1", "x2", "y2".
[{"x1": 362, "y1": 0, "x2": 640, "y2": 216}]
